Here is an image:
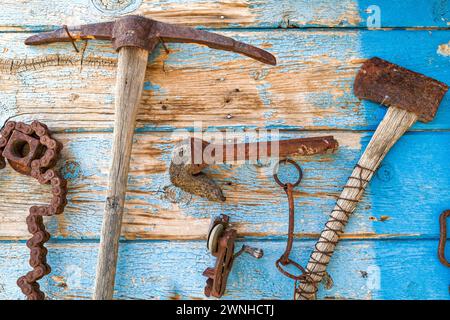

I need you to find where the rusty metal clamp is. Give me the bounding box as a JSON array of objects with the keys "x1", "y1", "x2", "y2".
[
  {"x1": 203, "y1": 214, "x2": 263, "y2": 298},
  {"x1": 438, "y1": 210, "x2": 450, "y2": 267},
  {"x1": 273, "y1": 159, "x2": 310, "y2": 285},
  {"x1": 0, "y1": 121, "x2": 67, "y2": 300}
]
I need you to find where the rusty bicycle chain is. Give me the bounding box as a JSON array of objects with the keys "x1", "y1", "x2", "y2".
[
  {"x1": 0, "y1": 120, "x2": 67, "y2": 300},
  {"x1": 296, "y1": 164, "x2": 374, "y2": 299}
]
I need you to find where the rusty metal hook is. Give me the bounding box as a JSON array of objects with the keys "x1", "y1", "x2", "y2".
[
  {"x1": 63, "y1": 25, "x2": 80, "y2": 53},
  {"x1": 273, "y1": 159, "x2": 308, "y2": 283},
  {"x1": 438, "y1": 210, "x2": 450, "y2": 267}
]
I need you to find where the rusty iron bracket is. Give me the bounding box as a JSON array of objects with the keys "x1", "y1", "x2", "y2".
[
  {"x1": 170, "y1": 136, "x2": 338, "y2": 202},
  {"x1": 0, "y1": 121, "x2": 67, "y2": 300},
  {"x1": 203, "y1": 214, "x2": 263, "y2": 298}
]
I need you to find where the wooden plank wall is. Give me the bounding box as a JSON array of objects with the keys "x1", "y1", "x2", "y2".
[{"x1": 0, "y1": 0, "x2": 449, "y2": 299}]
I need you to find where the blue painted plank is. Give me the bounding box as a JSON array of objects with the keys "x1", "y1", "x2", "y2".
[
  {"x1": 0, "y1": 131, "x2": 449, "y2": 240},
  {"x1": 0, "y1": 239, "x2": 448, "y2": 300},
  {"x1": 1, "y1": 1, "x2": 450, "y2": 30},
  {"x1": 2, "y1": 30, "x2": 450, "y2": 131}
]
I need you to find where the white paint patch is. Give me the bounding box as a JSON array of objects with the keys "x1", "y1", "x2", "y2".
[
  {"x1": 332, "y1": 132, "x2": 362, "y2": 150},
  {"x1": 272, "y1": 0, "x2": 362, "y2": 27},
  {"x1": 437, "y1": 42, "x2": 450, "y2": 57},
  {"x1": 0, "y1": 94, "x2": 17, "y2": 126},
  {"x1": 90, "y1": 0, "x2": 143, "y2": 16},
  {"x1": 64, "y1": 264, "x2": 83, "y2": 289},
  {"x1": 366, "y1": 265, "x2": 381, "y2": 291}
]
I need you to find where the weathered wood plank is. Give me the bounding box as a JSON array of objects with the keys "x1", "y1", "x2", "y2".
[
  {"x1": 1, "y1": 30, "x2": 450, "y2": 132},
  {"x1": 0, "y1": 0, "x2": 449, "y2": 30},
  {"x1": 1, "y1": 130, "x2": 449, "y2": 240},
  {"x1": 0, "y1": 239, "x2": 448, "y2": 300}
]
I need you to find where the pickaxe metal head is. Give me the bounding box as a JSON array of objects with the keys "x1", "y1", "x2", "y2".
[
  {"x1": 354, "y1": 57, "x2": 448, "y2": 122},
  {"x1": 25, "y1": 15, "x2": 276, "y2": 65}
]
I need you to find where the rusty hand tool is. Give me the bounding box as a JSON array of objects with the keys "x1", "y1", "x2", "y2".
[
  {"x1": 438, "y1": 210, "x2": 450, "y2": 267},
  {"x1": 0, "y1": 121, "x2": 67, "y2": 300},
  {"x1": 296, "y1": 57, "x2": 449, "y2": 300},
  {"x1": 203, "y1": 214, "x2": 263, "y2": 298},
  {"x1": 25, "y1": 15, "x2": 276, "y2": 300},
  {"x1": 170, "y1": 136, "x2": 338, "y2": 201}
]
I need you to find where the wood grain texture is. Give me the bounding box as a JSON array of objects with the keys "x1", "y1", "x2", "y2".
[
  {"x1": 94, "y1": 47, "x2": 149, "y2": 300},
  {"x1": 0, "y1": 239, "x2": 448, "y2": 300},
  {"x1": 1, "y1": 0, "x2": 450, "y2": 30},
  {"x1": 1, "y1": 130, "x2": 450, "y2": 240},
  {"x1": 1, "y1": 30, "x2": 450, "y2": 131}
]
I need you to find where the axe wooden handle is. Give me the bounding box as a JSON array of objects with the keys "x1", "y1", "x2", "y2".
[
  {"x1": 93, "y1": 47, "x2": 149, "y2": 300},
  {"x1": 296, "y1": 107, "x2": 418, "y2": 299}
]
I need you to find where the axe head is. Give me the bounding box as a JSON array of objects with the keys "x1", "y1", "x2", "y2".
[{"x1": 354, "y1": 57, "x2": 449, "y2": 122}]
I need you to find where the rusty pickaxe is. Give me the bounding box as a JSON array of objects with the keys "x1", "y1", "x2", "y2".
[
  {"x1": 25, "y1": 15, "x2": 276, "y2": 300},
  {"x1": 169, "y1": 136, "x2": 338, "y2": 201},
  {"x1": 296, "y1": 57, "x2": 448, "y2": 299}
]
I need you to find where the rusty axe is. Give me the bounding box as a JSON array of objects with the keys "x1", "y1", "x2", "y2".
[
  {"x1": 296, "y1": 57, "x2": 448, "y2": 299},
  {"x1": 25, "y1": 15, "x2": 276, "y2": 300}
]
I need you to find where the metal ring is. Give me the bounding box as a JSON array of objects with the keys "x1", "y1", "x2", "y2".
[
  {"x1": 273, "y1": 159, "x2": 303, "y2": 188},
  {"x1": 275, "y1": 258, "x2": 307, "y2": 281}
]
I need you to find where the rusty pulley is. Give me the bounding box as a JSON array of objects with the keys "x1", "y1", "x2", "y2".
[
  {"x1": 0, "y1": 120, "x2": 68, "y2": 300},
  {"x1": 203, "y1": 214, "x2": 263, "y2": 298}
]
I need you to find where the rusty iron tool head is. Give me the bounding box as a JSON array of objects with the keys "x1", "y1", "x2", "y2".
[
  {"x1": 169, "y1": 136, "x2": 338, "y2": 202},
  {"x1": 203, "y1": 214, "x2": 263, "y2": 298},
  {"x1": 25, "y1": 15, "x2": 276, "y2": 65},
  {"x1": 354, "y1": 57, "x2": 449, "y2": 122}
]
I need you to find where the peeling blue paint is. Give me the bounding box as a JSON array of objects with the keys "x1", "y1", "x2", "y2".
[
  {"x1": 256, "y1": 83, "x2": 272, "y2": 106},
  {"x1": 143, "y1": 81, "x2": 167, "y2": 95}
]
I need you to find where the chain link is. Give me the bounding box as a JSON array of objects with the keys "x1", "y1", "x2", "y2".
[{"x1": 0, "y1": 121, "x2": 67, "y2": 300}]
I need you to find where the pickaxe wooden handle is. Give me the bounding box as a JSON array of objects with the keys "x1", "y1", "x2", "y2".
[
  {"x1": 296, "y1": 58, "x2": 448, "y2": 299},
  {"x1": 94, "y1": 47, "x2": 149, "y2": 299},
  {"x1": 26, "y1": 15, "x2": 276, "y2": 300}
]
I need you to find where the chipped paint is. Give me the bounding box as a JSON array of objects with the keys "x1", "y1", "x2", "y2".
[
  {"x1": 437, "y1": 41, "x2": 450, "y2": 56},
  {"x1": 4, "y1": 239, "x2": 448, "y2": 300}
]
